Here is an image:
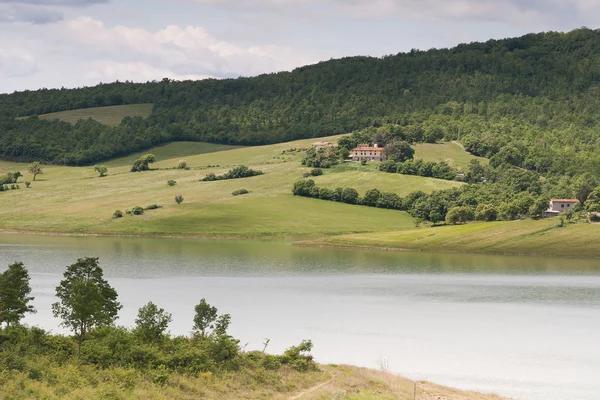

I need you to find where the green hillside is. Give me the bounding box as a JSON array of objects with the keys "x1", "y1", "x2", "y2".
[{"x1": 33, "y1": 104, "x2": 153, "y2": 126}]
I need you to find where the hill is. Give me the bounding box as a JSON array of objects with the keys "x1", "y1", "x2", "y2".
[
  {"x1": 29, "y1": 104, "x2": 153, "y2": 126},
  {"x1": 2, "y1": 28, "x2": 600, "y2": 179}
]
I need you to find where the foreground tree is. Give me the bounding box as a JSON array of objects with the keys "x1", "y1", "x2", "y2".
[
  {"x1": 134, "y1": 301, "x2": 172, "y2": 342},
  {"x1": 52, "y1": 257, "x2": 122, "y2": 356},
  {"x1": 193, "y1": 298, "x2": 218, "y2": 337},
  {"x1": 94, "y1": 165, "x2": 108, "y2": 177},
  {"x1": 28, "y1": 162, "x2": 43, "y2": 181},
  {"x1": 131, "y1": 154, "x2": 156, "y2": 172},
  {"x1": 384, "y1": 140, "x2": 414, "y2": 163},
  {"x1": 0, "y1": 262, "x2": 36, "y2": 327}
]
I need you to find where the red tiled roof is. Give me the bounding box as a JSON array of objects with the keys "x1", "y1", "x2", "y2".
[
  {"x1": 551, "y1": 199, "x2": 580, "y2": 202},
  {"x1": 353, "y1": 147, "x2": 384, "y2": 151}
]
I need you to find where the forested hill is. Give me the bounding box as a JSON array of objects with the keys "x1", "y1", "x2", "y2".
[{"x1": 2, "y1": 28, "x2": 600, "y2": 172}]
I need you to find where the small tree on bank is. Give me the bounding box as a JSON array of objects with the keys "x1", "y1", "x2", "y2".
[
  {"x1": 0, "y1": 262, "x2": 36, "y2": 327},
  {"x1": 193, "y1": 298, "x2": 217, "y2": 337},
  {"x1": 52, "y1": 257, "x2": 122, "y2": 356},
  {"x1": 28, "y1": 162, "x2": 43, "y2": 181},
  {"x1": 94, "y1": 165, "x2": 108, "y2": 177},
  {"x1": 131, "y1": 154, "x2": 156, "y2": 172},
  {"x1": 134, "y1": 301, "x2": 172, "y2": 342}
]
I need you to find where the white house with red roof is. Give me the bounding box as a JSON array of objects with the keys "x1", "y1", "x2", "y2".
[{"x1": 351, "y1": 144, "x2": 386, "y2": 162}]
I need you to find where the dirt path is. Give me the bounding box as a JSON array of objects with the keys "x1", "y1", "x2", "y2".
[{"x1": 288, "y1": 372, "x2": 335, "y2": 400}]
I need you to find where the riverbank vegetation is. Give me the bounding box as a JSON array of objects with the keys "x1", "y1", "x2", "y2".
[{"x1": 0, "y1": 259, "x2": 508, "y2": 400}]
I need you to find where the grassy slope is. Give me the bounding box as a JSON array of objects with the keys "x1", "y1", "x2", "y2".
[
  {"x1": 0, "y1": 363, "x2": 508, "y2": 400},
  {"x1": 2, "y1": 136, "x2": 463, "y2": 237},
  {"x1": 310, "y1": 218, "x2": 600, "y2": 258},
  {"x1": 414, "y1": 142, "x2": 489, "y2": 169},
  {"x1": 31, "y1": 104, "x2": 153, "y2": 126}
]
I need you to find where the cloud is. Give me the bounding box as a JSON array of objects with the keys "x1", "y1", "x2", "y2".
[
  {"x1": 0, "y1": 0, "x2": 108, "y2": 6},
  {"x1": 0, "y1": 46, "x2": 37, "y2": 78},
  {"x1": 0, "y1": 4, "x2": 63, "y2": 24},
  {"x1": 191, "y1": 0, "x2": 600, "y2": 27}
]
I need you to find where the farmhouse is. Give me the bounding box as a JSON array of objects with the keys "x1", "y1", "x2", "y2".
[
  {"x1": 351, "y1": 144, "x2": 386, "y2": 162},
  {"x1": 545, "y1": 198, "x2": 580, "y2": 216}
]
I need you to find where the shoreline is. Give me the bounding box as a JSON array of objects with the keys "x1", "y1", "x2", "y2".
[{"x1": 2, "y1": 227, "x2": 600, "y2": 261}]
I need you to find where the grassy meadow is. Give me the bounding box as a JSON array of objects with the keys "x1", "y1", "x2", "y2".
[
  {"x1": 414, "y1": 142, "x2": 489, "y2": 169},
  {"x1": 309, "y1": 218, "x2": 600, "y2": 258},
  {"x1": 23, "y1": 104, "x2": 154, "y2": 126},
  {"x1": 0, "y1": 363, "x2": 508, "y2": 400}
]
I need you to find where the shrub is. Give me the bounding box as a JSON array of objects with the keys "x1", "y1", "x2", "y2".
[
  {"x1": 341, "y1": 188, "x2": 359, "y2": 204},
  {"x1": 177, "y1": 160, "x2": 187, "y2": 169},
  {"x1": 376, "y1": 192, "x2": 402, "y2": 210},
  {"x1": 145, "y1": 204, "x2": 162, "y2": 210},
  {"x1": 201, "y1": 173, "x2": 219, "y2": 182},
  {"x1": 590, "y1": 213, "x2": 600, "y2": 222},
  {"x1": 112, "y1": 210, "x2": 123, "y2": 219},
  {"x1": 94, "y1": 165, "x2": 108, "y2": 177},
  {"x1": 175, "y1": 194, "x2": 184, "y2": 205},
  {"x1": 131, "y1": 206, "x2": 144, "y2": 215},
  {"x1": 25, "y1": 181, "x2": 31, "y2": 188},
  {"x1": 445, "y1": 206, "x2": 475, "y2": 225},
  {"x1": 310, "y1": 168, "x2": 323, "y2": 176},
  {"x1": 167, "y1": 180, "x2": 177, "y2": 186},
  {"x1": 362, "y1": 189, "x2": 381, "y2": 207},
  {"x1": 292, "y1": 180, "x2": 316, "y2": 197},
  {"x1": 231, "y1": 189, "x2": 250, "y2": 196},
  {"x1": 379, "y1": 160, "x2": 397, "y2": 173},
  {"x1": 318, "y1": 187, "x2": 335, "y2": 201},
  {"x1": 475, "y1": 204, "x2": 498, "y2": 221},
  {"x1": 131, "y1": 154, "x2": 156, "y2": 172},
  {"x1": 360, "y1": 159, "x2": 367, "y2": 166}
]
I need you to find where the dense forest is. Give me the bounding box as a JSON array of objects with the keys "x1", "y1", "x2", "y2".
[{"x1": 2, "y1": 28, "x2": 600, "y2": 175}]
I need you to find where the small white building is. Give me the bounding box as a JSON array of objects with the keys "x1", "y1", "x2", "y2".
[{"x1": 545, "y1": 198, "x2": 580, "y2": 216}]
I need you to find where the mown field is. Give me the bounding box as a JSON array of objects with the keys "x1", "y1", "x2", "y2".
[
  {"x1": 24, "y1": 104, "x2": 153, "y2": 126},
  {"x1": 0, "y1": 363, "x2": 507, "y2": 400},
  {"x1": 414, "y1": 142, "x2": 489, "y2": 169},
  {"x1": 309, "y1": 218, "x2": 600, "y2": 258},
  {"x1": 0, "y1": 136, "x2": 470, "y2": 238}
]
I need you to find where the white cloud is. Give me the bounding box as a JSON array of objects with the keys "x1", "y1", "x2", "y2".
[{"x1": 0, "y1": 46, "x2": 37, "y2": 78}]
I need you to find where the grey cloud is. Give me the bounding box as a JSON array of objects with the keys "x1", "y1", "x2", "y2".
[
  {"x1": 0, "y1": 4, "x2": 63, "y2": 24},
  {"x1": 0, "y1": 0, "x2": 108, "y2": 6}
]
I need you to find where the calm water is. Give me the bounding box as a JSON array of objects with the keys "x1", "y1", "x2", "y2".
[{"x1": 1, "y1": 233, "x2": 599, "y2": 400}]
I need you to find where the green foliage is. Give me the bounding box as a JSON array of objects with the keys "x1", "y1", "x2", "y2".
[
  {"x1": 193, "y1": 298, "x2": 218, "y2": 337},
  {"x1": 145, "y1": 204, "x2": 162, "y2": 210},
  {"x1": 24, "y1": 181, "x2": 30, "y2": 188},
  {"x1": 498, "y1": 202, "x2": 521, "y2": 221},
  {"x1": 231, "y1": 189, "x2": 250, "y2": 196},
  {"x1": 134, "y1": 302, "x2": 172, "y2": 343},
  {"x1": 131, "y1": 154, "x2": 156, "y2": 172},
  {"x1": 529, "y1": 197, "x2": 550, "y2": 219},
  {"x1": 175, "y1": 194, "x2": 184, "y2": 205},
  {"x1": 0, "y1": 262, "x2": 36, "y2": 327},
  {"x1": 393, "y1": 159, "x2": 457, "y2": 180},
  {"x1": 167, "y1": 180, "x2": 177, "y2": 186},
  {"x1": 585, "y1": 187, "x2": 600, "y2": 212},
  {"x1": 200, "y1": 166, "x2": 263, "y2": 181},
  {"x1": 475, "y1": 204, "x2": 498, "y2": 222},
  {"x1": 112, "y1": 210, "x2": 123, "y2": 219},
  {"x1": 28, "y1": 162, "x2": 43, "y2": 181},
  {"x1": 94, "y1": 165, "x2": 108, "y2": 177},
  {"x1": 341, "y1": 188, "x2": 359, "y2": 204},
  {"x1": 131, "y1": 206, "x2": 144, "y2": 215},
  {"x1": 52, "y1": 257, "x2": 122, "y2": 355},
  {"x1": 445, "y1": 206, "x2": 475, "y2": 225},
  {"x1": 302, "y1": 147, "x2": 340, "y2": 168},
  {"x1": 281, "y1": 340, "x2": 316, "y2": 372},
  {"x1": 362, "y1": 189, "x2": 381, "y2": 207},
  {"x1": 384, "y1": 141, "x2": 414, "y2": 163},
  {"x1": 310, "y1": 168, "x2": 323, "y2": 176}
]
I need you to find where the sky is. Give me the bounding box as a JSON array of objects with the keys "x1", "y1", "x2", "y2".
[{"x1": 0, "y1": 0, "x2": 599, "y2": 94}]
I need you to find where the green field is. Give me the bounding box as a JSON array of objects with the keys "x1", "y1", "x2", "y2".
[
  {"x1": 414, "y1": 141, "x2": 488, "y2": 169},
  {"x1": 310, "y1": 218, "x2": 600, "y2": 258},
  {"x1": 30, "y1": 104, "x2": 153, "y2": 126}
]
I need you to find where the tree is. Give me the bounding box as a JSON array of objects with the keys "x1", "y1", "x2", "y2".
[
  {"x1": 362, "y1": 189, "x2": 381, "y2": 207},
  {"x1": 429, "y1": 210, "x2": 444, "y2": 226},
  {"x1": 175, "y1": 194, "x2": 184, "y2": 204},
  {"x1": 94, "y1": 165, "x2": 108, "y2": 177},
  {"x1": 475, "y1": 204, "x2": 498, "y2": 221},
  {"x1": 445, "y1": 206, "x2": 475, "y2": 225},
  {"x1": 131, "y1": 154, "x2": 156, "y2": 172},
  {"x1": 134, "y1": 301, "x2": 172, "y2": 342},
  {"x1": 341, "y1": 188, "x2": 359, "y2": 204},
  {"x1": 0, "y1": 262, "x2": 36, "y2": 327},
  {"x1": 529, "y1": 197, "x2": 550, "y2": 219},
  {"x1": 585, "y1": 187, "x2": 600, "y2": 212},
  {"x1": 52, "y1": 257, "x2": 122, "y2": 356},
  {"x1": 193, "y1": 298, "x2": 218, "y2": 337},
  {"x1": 384, "y1": 140, "x2": 414, "y2": 163},
  {"x1": 28, "y1": 162, "x2": 43, "y2": 181}
]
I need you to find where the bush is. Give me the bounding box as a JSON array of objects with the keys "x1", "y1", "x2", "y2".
[
  {"x1": 201, "y1": 173, "x2": 218, "y2": 182},
  {"x1": 131, "y1": 154, "x2": 156, "y2": 172},
  {"x1": 113, "y1": 210, "x2": 123, "y2": 219},
  {"x1": 318, "y1": 187, "x2": 335, "y2": 200},
  {"x1": 310, "y1": 168, "x2": 323, "y2": 176},
  {"x1": 145, "y1": 204, "x2": 162, "y2": 210},
  {"x1": 131, "y1": 206, "x2": 144, "y2": 215},
  {"x1": 475, "y1": 204, "x2": 498, "y2": 221},
  {"x1": 175, "y1": 194, "x2": 184, "y2": 205},
  {"x1": 376, "y1": 192, "x2": 402, "y2": 210},
  {"x1": 379, "y1": 160, "x2": 397, "y2": 173},
  {"x1": 25, "y1": 181, "x2": 31, "y2": 188},
  {"x1": 360, "y1": 159, "x2": 367, "y2": 166},
  {"x1": 590, "y1": 213, "x2": 600, "y2": 222},
  {"x1": 167, "y1": 180, "x2": 177, "y2": 186},
  {"x1": 231, "y1": 189, "x2": 250, "y2": 196},
  {"x1": 362, "y1": 189, "x2": 381, "y2": 207},
  {"x1": 445, "y1": 206, "x2": 475, "y2": 225},
  {"x1": 341, "y1": 188, "x2": 359, "y2": 204},
  {"x1": 177, "y1": 160, "x2": 187, "y2": 169}
]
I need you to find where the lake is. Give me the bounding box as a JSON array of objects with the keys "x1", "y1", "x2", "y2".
[{"x1": 1, "y1": 233, "x2": 599, "y2": 400}]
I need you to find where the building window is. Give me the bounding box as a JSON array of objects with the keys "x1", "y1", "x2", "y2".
[
  {"x1": 567, "y1": 204, "x2": 571, "y2": 207},
  {"x1": 561, "y1": 204, "x2": 564, "y2": 208}
]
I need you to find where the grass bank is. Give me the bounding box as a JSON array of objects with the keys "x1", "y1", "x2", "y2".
[
  {"x1": 306, "y1": 218, "x2": 600, "y2": 258},
  {"x1": 0, "y1": 363, "x2": 508, "y2": 400}
]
